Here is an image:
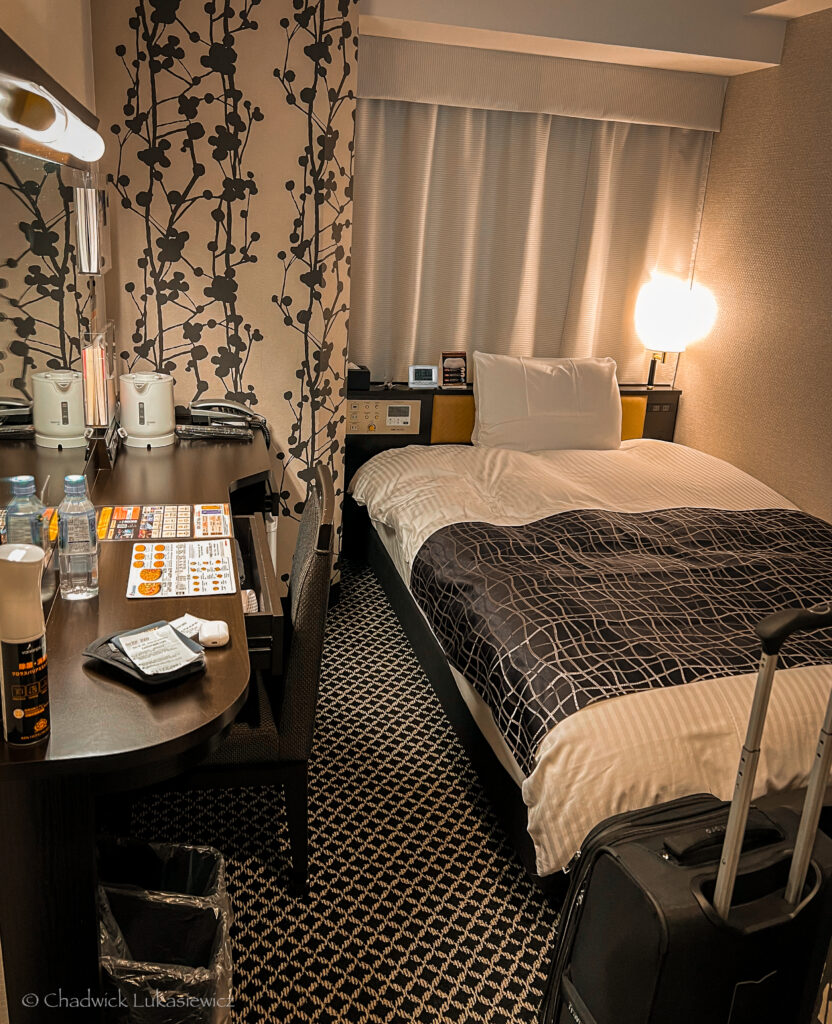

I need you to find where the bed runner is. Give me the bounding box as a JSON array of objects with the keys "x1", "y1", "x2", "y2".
[{"x1": 410, "y1": 507, "x2": 832, "y2": 775}]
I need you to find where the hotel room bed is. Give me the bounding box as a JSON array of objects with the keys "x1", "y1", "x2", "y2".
[{"x1": 349, "y1": 439, "x2": 832, "y2": 879}]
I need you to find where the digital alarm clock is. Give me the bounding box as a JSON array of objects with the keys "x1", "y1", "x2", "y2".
[{"x1": 408, "y1": 364, "x2": 439, "y2": 389}]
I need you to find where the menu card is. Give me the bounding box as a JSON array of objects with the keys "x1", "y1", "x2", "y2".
[
  {"x1": 126, "y1": 539, "x2": 237, "y2": 598},
  {"x1": 98, "y1": 503, "x2": 231, "y2": 541}
]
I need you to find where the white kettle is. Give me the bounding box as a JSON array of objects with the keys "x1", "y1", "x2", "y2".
[
  {"x1": 119, "y1": 372, "x2": 175, "y2": 448},
  {"x1": 32, "y1": 370, "x2": 86, "y2": 449}
]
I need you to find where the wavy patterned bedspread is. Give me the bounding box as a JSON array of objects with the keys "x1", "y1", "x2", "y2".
[{"x1": 410, "y1": 506, "x2": 832, "y2": 775}]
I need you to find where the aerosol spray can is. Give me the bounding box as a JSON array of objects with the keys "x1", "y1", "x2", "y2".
[{"x1": 0, "y1": 544, "x2": 50, "y2": 745}]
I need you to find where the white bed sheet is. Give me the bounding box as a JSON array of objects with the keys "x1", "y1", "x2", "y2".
[{"x1": 349, "y1": 440, "x2": 832, "y2": 876}]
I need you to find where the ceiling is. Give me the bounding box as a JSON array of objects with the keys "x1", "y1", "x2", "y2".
[{"x1": 359, "y1": 0, "x2": 832, "y2": 75}]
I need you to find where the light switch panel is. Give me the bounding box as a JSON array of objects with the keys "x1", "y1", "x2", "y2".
[{"x1": 346, "y1": 399, "x2": 421, "y2": 435}]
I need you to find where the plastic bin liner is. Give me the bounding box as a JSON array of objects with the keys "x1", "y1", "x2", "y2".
[
  {"x1": 97, "y1": 838, "x2": 230, "y2": 921},
  {"x1": 99, "y1": 887, "x2": 232, "y2": 1024}
]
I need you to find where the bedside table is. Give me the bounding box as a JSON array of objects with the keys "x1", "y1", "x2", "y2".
[{"x1": 620, "y1": 386, "x2": 681, "y2": 442}]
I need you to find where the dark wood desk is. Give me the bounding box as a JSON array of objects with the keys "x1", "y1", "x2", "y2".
[
  {"x1": 90, "y1": 438, "x2": 278, "y2": 506},
  {"x1": 0, "y1": 436, "x2": 279, "y2": 1022},
  {"x1": 0, "y1": 440, "x2": 88, "y2": 506}
]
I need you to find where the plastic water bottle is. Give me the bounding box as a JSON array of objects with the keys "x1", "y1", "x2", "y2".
[
  {"x1": 58, "y1": 474, "x2": 99, "y2": 600},
  {"x1": 5, "y1": 476, "x2": 48, "y2": 551}
]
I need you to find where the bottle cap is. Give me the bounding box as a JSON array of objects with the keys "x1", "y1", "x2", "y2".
[
  {"x1": 64, "y1": 474, "x2": 87, "y2": 496},
  {"x1": 11, "y1": 475, "x2": 35, "y2": 497}
]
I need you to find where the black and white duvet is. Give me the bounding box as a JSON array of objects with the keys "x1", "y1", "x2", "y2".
[
  {"x1": 349, "y1": 440, "x2": 832, "y2": 874},
  {"x1": 410, "y1": 505, "x2": 832, "y2": 776}
]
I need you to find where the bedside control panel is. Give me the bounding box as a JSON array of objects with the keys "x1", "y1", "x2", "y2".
[{"x1": 346, "y1": 399, "x2": 421, "y2": 435}]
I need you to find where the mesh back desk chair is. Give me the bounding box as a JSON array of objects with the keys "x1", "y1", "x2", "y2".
[{"x1": 169, "y1": 464, "x2": 335, "y2": 892}]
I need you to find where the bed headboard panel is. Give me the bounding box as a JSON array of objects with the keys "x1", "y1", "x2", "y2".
[
  {"x1": 345, "y1": 385, "x2": 678, "y2": 485},
  {"x1": 428, "y1": 394, "x2": 647, "y2": 444},
  {"x1": 429, "y1": 394, "x2": 477, "y2": 444}
]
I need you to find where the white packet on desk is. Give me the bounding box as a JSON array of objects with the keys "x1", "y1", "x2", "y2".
[
  {"x1": 169, "y1": 613, "x2": 204, "y2": 640},
  {"x1": 118, "y1": 623, "x2": 203, "y2": 676}
]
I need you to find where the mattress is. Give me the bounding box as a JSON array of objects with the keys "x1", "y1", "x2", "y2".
[{"x1": 350, "y1": 440, "x2": 832, "y2": 876}]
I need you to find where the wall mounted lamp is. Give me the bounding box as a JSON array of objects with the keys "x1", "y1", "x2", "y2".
[
  {"x1": 0, "y1": 75, "x2": 105, "y2": 163},
  {"x1": 634, "y1": 271, "x2": 718, "y2": 388}
]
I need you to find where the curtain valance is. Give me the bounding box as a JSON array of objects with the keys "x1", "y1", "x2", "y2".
[{"x1": 357, "y1": 35, "x2": 727, "y2": 133}]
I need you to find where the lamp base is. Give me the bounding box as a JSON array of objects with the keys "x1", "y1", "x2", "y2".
[{"x1": 646, "y1": 351, "x2": 666, "y2": 390}]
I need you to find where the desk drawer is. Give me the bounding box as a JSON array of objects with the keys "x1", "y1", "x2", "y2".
[{"x1": 233, "y1": 514, "x2": 282, "y2": 675}]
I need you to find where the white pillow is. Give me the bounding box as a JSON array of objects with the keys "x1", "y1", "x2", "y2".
[{"x1": 472, "y1": 352, "x2": 622, "y2": 451}]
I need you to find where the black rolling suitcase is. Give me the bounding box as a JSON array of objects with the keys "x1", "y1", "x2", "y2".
[{"x1": 540, "y1": 604, "x2": 832, "y2": 1024}]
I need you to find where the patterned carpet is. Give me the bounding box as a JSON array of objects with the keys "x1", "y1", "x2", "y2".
[{"x1": 129, "y1": 561, "x2": 557, "y2": 1023}]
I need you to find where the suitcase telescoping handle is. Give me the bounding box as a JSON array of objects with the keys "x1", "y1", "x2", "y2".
[{"x1": 713, "y1": 602, "x2": 832, "y2": 921}]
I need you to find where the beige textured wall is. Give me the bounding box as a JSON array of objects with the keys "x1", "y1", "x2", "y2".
[
  {"x1": 0, "y1": 0, "x2": 96, "y2": 111},
  {"x1": 675, "y1": 9, "x2": 832, "y2": 522}
]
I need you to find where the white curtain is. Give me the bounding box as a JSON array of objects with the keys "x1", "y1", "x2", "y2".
[{"x1": 349, "y1": 99, "x2": 713, "y2": 384}]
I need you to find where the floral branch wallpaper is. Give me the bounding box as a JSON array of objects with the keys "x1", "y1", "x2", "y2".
[
  {"x1": 0, "y1": 153, "x2": 92, "y2": 396},
  {"x1": 91, "y1": 0, "x2": 357, "y2": 583}
]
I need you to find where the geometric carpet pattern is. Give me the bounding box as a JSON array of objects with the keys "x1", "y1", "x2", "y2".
[{"x1": 130, "y1": 560, "x2": 558, "y2": 1022}]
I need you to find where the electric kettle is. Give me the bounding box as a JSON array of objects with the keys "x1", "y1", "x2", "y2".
[
  {"x1": 32, "y1": 370, "x2": 86, "y2": 448},
  {"x1": 119, "y1": 372, "x2": 175, "y2": 448}
]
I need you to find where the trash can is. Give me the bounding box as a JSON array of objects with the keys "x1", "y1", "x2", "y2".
[
  {"x1": 99, "y1": 887, "x2": 232, "y2": 1024},
  {"x1": 97, "y1": 838, "x2": 230, "y2": 919}
]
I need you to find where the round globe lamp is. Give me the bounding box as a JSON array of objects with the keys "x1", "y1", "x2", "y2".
[{"x1": 635, "y1": 272, "x2": 717, "y2": 387}]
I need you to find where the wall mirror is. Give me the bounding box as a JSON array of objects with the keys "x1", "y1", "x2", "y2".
[{"x1": 0, "y1": 146, "x2": 96, "y2": 507}]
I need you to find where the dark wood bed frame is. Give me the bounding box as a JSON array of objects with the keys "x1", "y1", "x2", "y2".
[{"x1": 343, "y1": 495, "x2": 568, "y2": 901}]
